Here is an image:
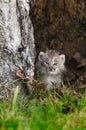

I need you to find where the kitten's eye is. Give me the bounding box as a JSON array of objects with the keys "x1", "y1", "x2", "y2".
[
  {"x1": 45, "y1": 60, "x2": 49, "y2": 65},
  {"x1": 45, "y1": 61, "x2": 49, "y2": 64}
]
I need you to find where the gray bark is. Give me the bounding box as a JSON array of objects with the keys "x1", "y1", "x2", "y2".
[{"x1": 0, "y1": 0, "x2": 35, "y2": 98}]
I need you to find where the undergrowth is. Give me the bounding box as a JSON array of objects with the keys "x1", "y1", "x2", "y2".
[{"x1": 0, "y1": 85, "x2": 86, "y2": 130}]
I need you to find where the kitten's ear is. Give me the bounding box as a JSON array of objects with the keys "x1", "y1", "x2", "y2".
[
  {"x1": 46, "y1": 48, "x2": 49, "y2": 52},
  {"x1": 60, "y1": 54, "x2": 65, "y2": 64},
  {"x1": 38, "y1": 52, "x2": 45, "y2": 61}
]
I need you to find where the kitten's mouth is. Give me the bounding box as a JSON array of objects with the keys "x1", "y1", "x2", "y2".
[
  {"x1": 48, "y1": 66, "x2": 54, "y2": 71},
  {"x1": 49, "y1": 68, "x2": 54, "y2": 71},
  {"x1": 48, "y1": 68, "x2": 60, "y2": 74},
  {"x1": 48, "y1": 66, "x2": 55, "y2": 72}
]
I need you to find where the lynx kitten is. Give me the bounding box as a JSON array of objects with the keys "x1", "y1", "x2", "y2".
[{"x1": 36, "y1": 49, "x2": 66, "y2": 89}]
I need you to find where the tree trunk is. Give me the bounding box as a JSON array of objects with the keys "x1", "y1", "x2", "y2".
[
  {"x1": 30, "y1": 0, "x2": 86, "y2": 57},
  {"x1": 0, "y1": 0, "x2": 86, "y2": 99},
  {"x1": 0, "y1": 0, "x2": 35, "y2": 99}
]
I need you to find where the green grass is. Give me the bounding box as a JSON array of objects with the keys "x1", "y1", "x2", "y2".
[{"x1": 0, "y1": 86, "x2": 86, "y2": 130}]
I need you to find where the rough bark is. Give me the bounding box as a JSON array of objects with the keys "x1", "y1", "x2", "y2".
[
  {"x1": 0, "y1": 0, "x2": 35, "y2": 98},
  {"x1": 30, "y1": 0, "x2": 86, "y2": 57}
]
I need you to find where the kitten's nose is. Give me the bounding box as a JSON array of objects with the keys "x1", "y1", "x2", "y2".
[{"x1": 49, "y1": 66, "x2": 53, "y2": 71}]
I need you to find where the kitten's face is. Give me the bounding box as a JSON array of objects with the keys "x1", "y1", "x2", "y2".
[{"x1": 38, "y1": 50, "x2": 65, "y2": 74}]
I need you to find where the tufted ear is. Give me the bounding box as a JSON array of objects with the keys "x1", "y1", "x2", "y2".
[
  {"x1": 45, "y1": 48, "x2": 49, "y2": 53},
  {"x1": 38, "y1": 52, "x2": 45, "y2": 61},
  {"x1": 60, "y1": 54, "x2": 65, "y2": 64}
]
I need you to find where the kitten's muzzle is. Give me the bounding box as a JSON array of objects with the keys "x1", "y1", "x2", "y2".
[{"x1": 49, "y1": 66, "x2": 54, "y2": 71}]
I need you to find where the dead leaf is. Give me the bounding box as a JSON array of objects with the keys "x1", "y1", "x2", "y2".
[
  {"x1": 73, "y1": 52, "x2": 82, "y2": 63},
  {"x1": 65, "y1": 69, "x2": 76, "y2": 81},
  {"x1": 16, "y1": 70, "x2": 24, "y2": 79},
  {"x1": 77, "y1": 58, "x2": 86, "y2": 68}
]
